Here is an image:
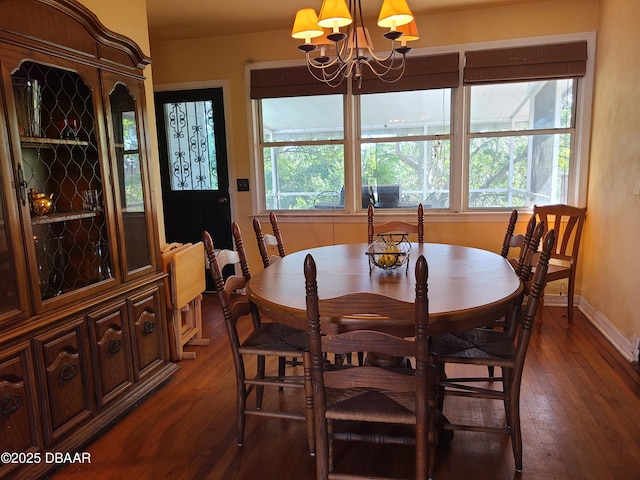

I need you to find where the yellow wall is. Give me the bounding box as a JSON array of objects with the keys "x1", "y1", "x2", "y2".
[{"x1": 581, "y1": 0, "x2": 640, "y2": 345}]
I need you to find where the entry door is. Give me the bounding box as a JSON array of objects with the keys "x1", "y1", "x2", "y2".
[{"x1": 154, "y1": 88, "x2": 232, "y2": 260}]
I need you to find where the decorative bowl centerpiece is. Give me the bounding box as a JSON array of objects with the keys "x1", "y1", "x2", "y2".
[{"x1": 366, "y1": 233, "x2": 412, "y2": 273}]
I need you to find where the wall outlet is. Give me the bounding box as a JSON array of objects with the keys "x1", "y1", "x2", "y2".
[
  {"x1": 237, "y1": 178, "x2": 250, "y2": 192},
  {"x1": 632, "y1": 335, "x2": 640, "y2": 361}
]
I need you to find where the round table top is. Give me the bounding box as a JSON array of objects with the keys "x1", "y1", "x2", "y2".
[{"x1": 247, "y1": 243, "x2": 523, "y2": 335}]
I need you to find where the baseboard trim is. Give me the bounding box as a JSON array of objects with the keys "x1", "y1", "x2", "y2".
[{"x1": 544, "y1": 293, "x2": 637, "y2": 363}]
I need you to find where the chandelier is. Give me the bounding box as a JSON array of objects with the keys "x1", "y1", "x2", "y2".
[{"x1": 291, "y1": 0, "x2": 419, "y2": 88}]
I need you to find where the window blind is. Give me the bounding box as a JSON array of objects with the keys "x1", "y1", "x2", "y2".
[
  {"x1": 250, "y1": 65, "x2": 348, "y2": 99},
  {"x1": 355, "y1": 52, "x2": 460, "y2": 94},
  {"x1": 250, "y1": 52, "x2": 459, "y2": 98},
  {"x1": 463, "y1": 41, "x2": 587, "y2": 85}
]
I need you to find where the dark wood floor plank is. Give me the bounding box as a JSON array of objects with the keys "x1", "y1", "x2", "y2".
[{"x1": 48, "y1": 297, "x2": 640, "y2": 480}]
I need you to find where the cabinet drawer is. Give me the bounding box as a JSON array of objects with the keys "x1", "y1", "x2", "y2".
[
  {"x1": 34, "y1": 318, "x2": 93, "y2": 445},
  {"x1": 129, "y1": 287, "x2": 165, "y2": 381},
  {"x1": 0, "y1": 344, "x2": 41, "y2": 479},
  {"x1": 88, "y1": 301, "x2": 133, "y2": 407}
]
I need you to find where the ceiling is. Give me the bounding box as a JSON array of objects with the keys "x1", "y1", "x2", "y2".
[{"x1": 146, "y1": 0, "x2": 536, "y2": 42}]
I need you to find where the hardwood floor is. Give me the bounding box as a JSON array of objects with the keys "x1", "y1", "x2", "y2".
[{"x1": 48, "y1": 294, "x2": 640, "y2": 480}]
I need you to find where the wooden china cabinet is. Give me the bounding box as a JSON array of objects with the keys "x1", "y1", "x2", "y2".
[{"x1": 0, "y1": 1, "x2": 178, "y2": 478}]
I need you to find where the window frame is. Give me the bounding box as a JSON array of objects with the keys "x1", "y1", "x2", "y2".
[{"x1": 247, "y1": 32, "x2": 595, "y2": 220}]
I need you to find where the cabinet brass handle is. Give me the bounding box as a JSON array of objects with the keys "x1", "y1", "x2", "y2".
[
  {"x1": 0, "y1": 394, "x2": 22, "y2": 416},
  {"x1": 143, "y1": 320, "x2": 156, "y2": 335},
  {"x1": 60, "y1": 363, "x2": 78, "y2": 381},
  {"x1": 17, "y1": 163, "x2": 28, "y2": 206},
  {"x1": 108, "y1": 339, "x2": 122, "y2": 354}
]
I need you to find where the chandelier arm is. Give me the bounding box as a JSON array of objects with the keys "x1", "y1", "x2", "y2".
[
  {"x1": 365, "y1": 41, "x2": 402, "y2": 63},
  {"x1": 305, "y1": 55, "x2": 348, "y2": 86},
  {"x1": 335, "y1": 28, "x2": 355, "y2": 64},
  {"x1": 368, "y1": 52, "x2": 407, "y2": 74},
  {"x1": 361, "y1": 55, "x2": 408, "y2": 83}
]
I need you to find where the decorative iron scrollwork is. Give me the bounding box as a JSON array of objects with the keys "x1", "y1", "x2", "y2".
[
  {"x1": 1, "y1": 393, "x2": 22, "y2": 415},
  {"x1": 60, "y1": 363, "x2": 78, "y2": 381}
]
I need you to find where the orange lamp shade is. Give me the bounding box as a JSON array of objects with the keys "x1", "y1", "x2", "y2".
[
  {"x1": 292, "y1": 9, "x2": 324, "y2": 41},
  {"x1": 377, "y1": 0, "x2": 414, "y2": 29},
  {"x1": 397, "y1": 20, "x2": 419, "y2": 41},
  {"x1": 318, "y1": 0, "x2": 353, "y2": 30}
]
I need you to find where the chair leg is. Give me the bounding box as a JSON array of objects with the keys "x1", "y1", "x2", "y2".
[
  {"x1": 237, "y1": 382, "x2": 246, "y2": 446},
  {"x1": 537, "y1": 288, "x2": 546, "y2": 331},
  {"x1": 427, "y1": 361, "x2": 440, "y2": 480},
  {"x1": 328, "y1": 421, "x2": 334, "y2": 474},
  {"x1": 303, "y1": 352, "x2": 316, "y2": 456},
  {"x1": 502, "y1": 367, "x2": 512, "y2": 427},
  {"x1": 567, "y1": 270, "x2": 576, "y2": 323},
  {"x1": 436, "y1": 364, "x2": 446, "y2": 412},
  {"x1": 314, "y1": 417, "x2": 330, "y2": 480},
  {"x1": 509, "y1": 378, "x2": 523, "y2": 472},
  {"x1": 256, "y1": 355, "x2": 265, "y2": 409},
  {"x1": 278, "y1": 356, "x2": 285, "y2": 391}
]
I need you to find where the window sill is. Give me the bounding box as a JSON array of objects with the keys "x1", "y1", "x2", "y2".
[{"x1": 251, "y1": 209, "x2": 531, "y2": 224}]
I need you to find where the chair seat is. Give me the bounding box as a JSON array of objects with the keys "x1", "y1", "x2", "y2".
[
  {"x1": 239, "y1": 321, "x2": 309, "y2": 355},
  {"x1": 431, "y1": 328, "x2": 515, "y2": 366},
  {"x1": 543, "y1": 262, "x2": 570, "y2": 282},
  {"x1": 326, "y1": 387, "x2": 416, "y2": 424}
]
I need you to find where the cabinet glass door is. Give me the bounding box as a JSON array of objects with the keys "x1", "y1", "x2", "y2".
[
  {"x1": 109, "y1": 82, "x2": 151, "y2": 275},
  {"x1": 0, "y1": 180, "x2": 21, "y2": 317},
  {"x1": 11, "y1": 61, "x2": 113, "y2": 303}
]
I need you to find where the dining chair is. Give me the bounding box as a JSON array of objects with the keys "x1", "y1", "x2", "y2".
[
  {"x1": 367, "y1": 203, "x2": 424, "y2": 244},
  {"x1": 501, "y1": 210, "x2": 537, "y2": 275},
  {"x1": 305, "y1": 253, "x2": 435, "y2": 480},
  {"x1": 253, "y1": 213, "x2": 305, "y2": 372},
  {"x1": 487, "y1": 218, "x2": 544, "y2": 377},
  {"x1": 253, "y1": 211, "x2": 286, "y2": 269},
  {"x1": 203, "y1": 225, "x2": 314, "y2": 454},
  {"x1": 533, "y1": 204, "x2": 587, "y2": 323},
  {"x1": 430, "y1": 228, "x2": 555, "y2": 473}
]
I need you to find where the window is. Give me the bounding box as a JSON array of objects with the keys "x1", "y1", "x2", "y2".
[
  {"x1": 467, "y1": 79, "x2": 575, "y2": 208},
  {"x1": 250, "y1": 37, "x2": 591, "y2": 214},
  {"x1": 360, "y1": 89, "x2": 452, "y2": 209},
  {"x1": 261, "y1": 95, "x2": 344, "y2": 210}
]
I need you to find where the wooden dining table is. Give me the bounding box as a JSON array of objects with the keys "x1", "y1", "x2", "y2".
[{"x1": 247, "y1": 242, "x2": 523, "y2": 336}]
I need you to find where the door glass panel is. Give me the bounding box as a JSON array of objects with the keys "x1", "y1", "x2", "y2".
[
  {"x1": 110, "y1": 83, "x2": 150, "y2": 272},
  {"x1": 162, "y1": 100, "x2": 219, "y2": 191},
  {"x1": 12, "y1": 61, "x2": 112, "y2": 302},
  {"x1": 0, "y1": 178, "x2": 19, "y2": 315}
]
